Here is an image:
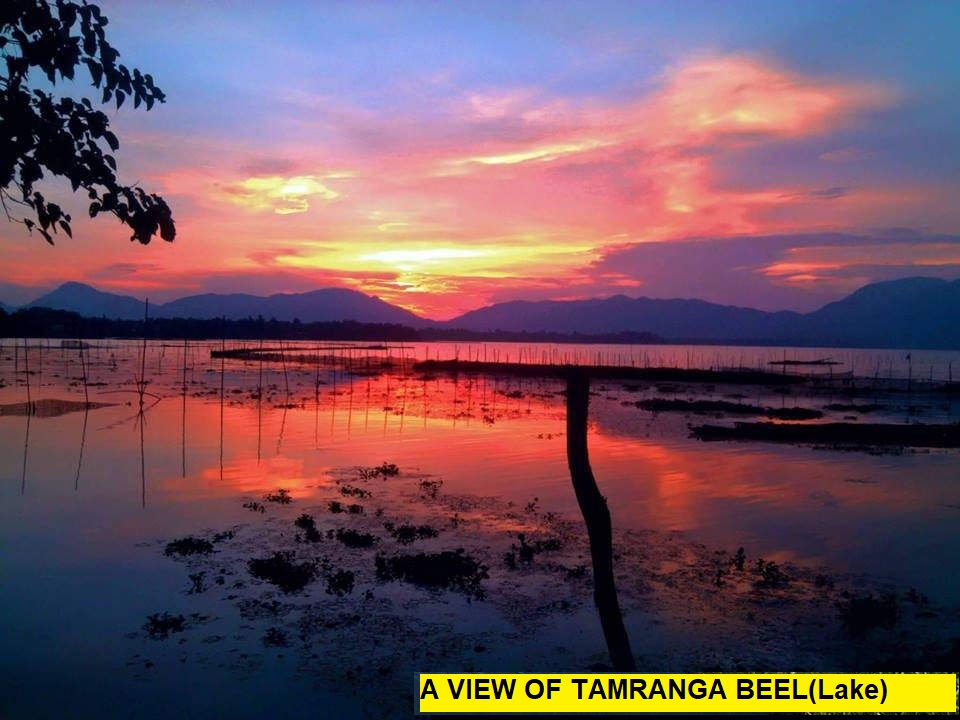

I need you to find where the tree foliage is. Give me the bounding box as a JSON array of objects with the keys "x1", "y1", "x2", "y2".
[{"x1": 0, "y1": 0, "x2": 174, "y2": 244}]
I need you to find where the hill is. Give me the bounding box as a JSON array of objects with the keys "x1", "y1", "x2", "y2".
[
  {"x1": 25, "y1": 282, "x2": 429, "y2": 326},
  {"x1": 445, "y1": 278, "x2": 960, "y2": 349}
]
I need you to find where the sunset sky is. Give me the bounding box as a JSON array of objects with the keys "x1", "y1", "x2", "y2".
[{"x1": 2, "y1": 0, "x2": 959, "y2": 318}]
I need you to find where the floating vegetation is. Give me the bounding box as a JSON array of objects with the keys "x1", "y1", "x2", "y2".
[
  {"x1": 339, "y1": 484, "x2": 372, "y2": 499},
  {"x1": 754, "y1": 559, "x2": 789, "y2": 588},
  {"x1": 294, "y1": 514, "x2": 322, "y2": 543},
  {"x1": 638, "y1": 398, "x2": 822, "y2": 420},
  {"x1": 359, "y1": 462, "x2": 400, "y2": 480},
  {"x1": 691, "y1": 421, "x2": 960, "y2": 449},
  {"x1": 413, "y1": 360, "x2": 806, "y2": 386},
  {"x1": 419, "y1": 478, "x2": 443, "y2": 499},
  {"x1": 333, "y1": 528, "x2": 379, "y2": 549},
  {"x1": 838, "y1": 592, "x2": 900, "y2": 637},
  {"x1": 504, "y1": 533, "x2": 562, "y2": 569},
  {"x1": 144, "y1": 612, "x2": 185, "y2": 639},
  {"x1": 243, "y1": 501, "x2": 266, "y2": 514},
  {"x1": 383, "y1": 522, "x2": 439, "y2": 545},
  {"x1": 325, "y1": 569, "x2": 356, "y2": 596},
  {"x1": 264, "y1": 488, "x2": 293, "y2": 504},
  {"x1": 731, "y1": 547, "x2": 746, "y2": 572},
  {"x1": 375, "y1": 550, "x2": 489, "y2": 599},
  {"x1": 247, "y1": 552, "x2": 317, "y2": 593},
  {"x1": 262, "y1": 627, "x2": 289, "y2": 647},
  {"x1": 329, "y1": 501, "x2": 364, "y2": 515},
  {"x1": 164, "y1": 536, "x2": 214, "y2": 557}
]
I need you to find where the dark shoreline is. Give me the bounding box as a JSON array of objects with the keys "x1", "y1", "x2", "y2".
[
  {"x1": 5, "y1": 306, "x2": 960, "y2": 351},
  {"x1": 691, "y1": 421, "x2": 960, "y2": 448},
  {"x1": 413, "y1": 359, "x2": 806, "y2": 386}
]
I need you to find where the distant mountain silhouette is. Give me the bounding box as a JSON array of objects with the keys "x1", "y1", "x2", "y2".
[
  {"x1": 802, "y1": 277, "x2": 960, "y2": 349},
  {"x1": 24, "y1": 282, "x2": 428, "y2": 326},
  {"x1": 17, "y1": 277, "x2": 960, "y2": 349},
  {"x1": 155, "y1": 289, "x2": 427, "y2": 326},
  {"x1": 445, "y1": 277, "x2": 960, "y2": 349},
  {"x1": 25, "y1": 281, "x2": 147, "y2": 320},
  {"x1": 446, "y1": 295, "x2": 803, "y2": 342}
]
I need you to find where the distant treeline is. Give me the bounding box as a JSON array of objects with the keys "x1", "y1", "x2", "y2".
[{"x1": 0, "y1": 307, "x2": 663, "y2": 345}]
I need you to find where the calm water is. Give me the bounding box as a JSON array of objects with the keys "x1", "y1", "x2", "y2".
[{"x1": 2, "y1": 339, "x2": 959, "y2": 717}]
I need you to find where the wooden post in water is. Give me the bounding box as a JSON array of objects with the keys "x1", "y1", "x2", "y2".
[
  {"x1": 23, "y1": 338, "x2": 31, "y2": 409},
  {"x1": 139, "y1": 299, "x2": 149, "y2": 509},
  {"x1": 566, "y1": 368, "x2": 636, "y2": 671},
  {"x1": 219, "y1": 320, "x2": 225, "y2": 480},
  {"x1": 182, "y1": 338, "x2": 188, "y2": 477}
]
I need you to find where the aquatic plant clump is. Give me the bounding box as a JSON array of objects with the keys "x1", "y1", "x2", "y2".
[
  {"x1": 294, "y1": 514, "x2": 322, "y2": 543},
  {"x1": 247, "y1": 552, "x2": 318, "y2": 593},
  {"x1": 329, "y1": 501, "x2": 364, "y2": 515},
  {"x1": 637, "y1": 398, "x2": 822, "y2": 420},
  {"x1": 419, "y1": 479, "x2": 444, "y2": 499},
  {"x1": 262, "y1": 627, "x2": 289, "y2": 647},
  {"x1": 325, "y1": 569, "x2": 356, "y2": 596},
  {"x1": 339, "y1": 484, "x2": 372, "y2": 499},
  {"x1": 358, "y1": 462, "x2": 400, "y2": 480},
  {"x1": 837, "y1": 592, "x2": 900, "y2": 637},
  {"x1": 264, "y1": 488, "x2": 293, "y2": 504},
  {"x1": 164, "y1": 536, "x2": 214, "y2": 557},
  {"x1": 375, "y1": 550, "x2": 489, "y2": 599},
  {"x1": 503, "y1": 533, "x2": 563, "y2": 569},
  {"x1": 754, "y1": 559, "x2": 789, "y2": 588},
  {"x1": 691, "y1": 421, "x2": 960, "y2": 449},
  {"x1": 144, "y1": 612, "x2": 185, "y2": 639},
  {"x1": 334, "y1": 528, "x2": 379, "y2": 549},
  {"x1": 383, "y1": 522, "x2": 439, "y2": 545}
]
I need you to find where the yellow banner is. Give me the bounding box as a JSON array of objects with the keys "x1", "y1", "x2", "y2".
[{"x1": 417, "y1": 673, "x2": 957, "y2": 714}]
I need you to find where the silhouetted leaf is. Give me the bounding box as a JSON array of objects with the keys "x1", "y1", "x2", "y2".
[{"x1": 84, "y1": 58, "x2": 103, "y2": 87}]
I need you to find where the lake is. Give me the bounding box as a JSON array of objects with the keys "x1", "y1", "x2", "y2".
[{"x1": 2, "y1": 339, "x2": 959, "y2": 717}]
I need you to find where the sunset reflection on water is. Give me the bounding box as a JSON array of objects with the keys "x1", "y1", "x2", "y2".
[{"x1": 3, "y1": 340, "x2": 958, "y2": 598}]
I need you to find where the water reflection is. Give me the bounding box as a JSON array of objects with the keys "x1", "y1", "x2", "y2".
[
  {"x1": 4, "y1": 338, "x2": 960, "y2": 712},
  {"x1": 75, "y1": 406, "x2": 88, "y2": 492},
  {"x1": 2, "y1": 341, "x2": 960, "y2": 661}
]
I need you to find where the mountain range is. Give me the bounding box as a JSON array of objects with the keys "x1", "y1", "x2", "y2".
[
  {"x1": 19, "y1": 281, "x2": 426, "y2": 327},
  {"x1": 451, "y1": 277, "x2": 960, "y2": 348},
  {"x1": 5, "y1": 277, "x2": 960, "y2": 349}
]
